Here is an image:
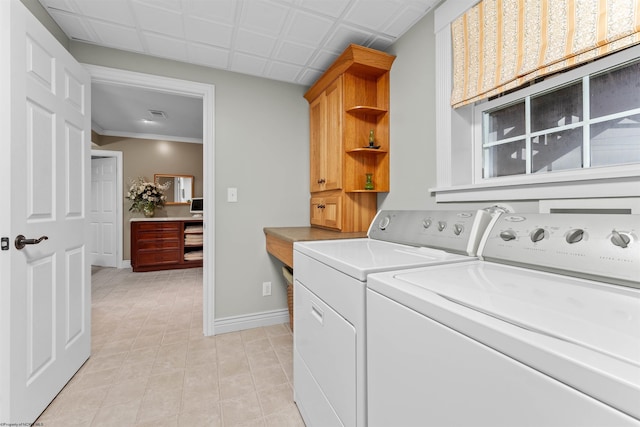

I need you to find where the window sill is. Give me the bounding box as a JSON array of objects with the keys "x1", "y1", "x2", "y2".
[{"x1": 430, "y1": 166, "x2": 640, "y2": 202}]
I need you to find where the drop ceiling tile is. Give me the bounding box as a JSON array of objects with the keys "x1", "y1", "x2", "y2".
[
  {"x1": 240, "y1": 0, "x2": 290, "y2": 35},
  {"x1": 298, "y1": 68, "x2": 324, "y2": 86},
  {"x1": 267, "y1": 61, "x2": 303, "y2": 82},
  {"x1": 144, "y1": 32, "x2": 189, "y2": 62},
  {"x1": 46, "y1": 10, "x2": 95, "y2": 42},
  {"x1": 131, "y1": 1, "x2": 185, "y2": 38},
  {"x1": 73, "y1": 0, "x2": 136, "y2": 26},
  {"x1": 235, "y1": 28, "x2": 277, "y2": 57},
  {"x1": 188, "y1": 43, "x2": 230, "y2": 69},
  {"x1": 309, "y1": 50, "x2": 339, "y2": 69},
  {"x1": 298, "y1": 0, "x2": 350, "y2": 18},
  {"x1": 185, "y1": 0, "x2": 237, "y2": 24},
  {"x1": 184, "y1": 16, "x2": 234, "y2": 48},
  {"x1": 275, "y1": 40, "x2": 315, "y2": 64},
  {"x1": 90, "y1": 19, "x2": 145, "y2": 52},
  {"x1": 325, "y1": 24, "x2": 371, "y2": 52},
  {"x1": 38, "y1": 0, "x2": 78, "y2": 13},
  {"x1": 344, "y1": 1, "x2": 403, "y2": 31},
  {"x1": 286, "y1": 10, "x2": 334, "y2": 45},
  {"x1": 230, "y1": 52, "x2": 267, "y2": 76},
  {"x1": 383, "y1": 4, "x2": 432, "y2": 38},
  {"x1": 368, "y1": 35, "x2": 395, "y2": 52},
  {"x1": 134, "y1": 0, "x2": 182, "y2": 12}
]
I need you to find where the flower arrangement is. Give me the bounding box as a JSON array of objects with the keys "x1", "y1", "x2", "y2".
[{"x1": 126, "y1": 177, "x2": 170, "y2": 217}]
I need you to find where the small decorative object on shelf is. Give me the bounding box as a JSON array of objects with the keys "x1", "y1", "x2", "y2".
[
  {"x1": 365, "y1": 173, "x2": 374, "y2": 190},
  {"x1": 126, "y1": 177, "x2": 170, "y2": 217},
  {"x1": 369, "y1": 129, "x2": 375, "y2": 147}
]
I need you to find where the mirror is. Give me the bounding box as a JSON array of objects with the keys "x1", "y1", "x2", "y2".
[{"x1": 154, "y1": 174, "x2": 194, "y2": 205}]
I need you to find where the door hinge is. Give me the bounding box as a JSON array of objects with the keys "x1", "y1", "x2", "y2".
[{"x1": 1, "y1": 237, "x2": 9, "y2": 251}]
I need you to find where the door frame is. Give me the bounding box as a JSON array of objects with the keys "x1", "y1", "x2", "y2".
[
  {"x1": 90, "y1": 150, "x2": 123, "y2": 268},
  {"x1": 85, "y1": 65, "x2": 216, "y2": 336}
]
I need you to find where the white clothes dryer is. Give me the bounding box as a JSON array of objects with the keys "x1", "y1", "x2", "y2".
[
  {"x1": 367, "y1": 213, "x2": 640, "y2": 427},
  {"x1": 293, "y1": 209, "x2": 495, "y2": 427}
]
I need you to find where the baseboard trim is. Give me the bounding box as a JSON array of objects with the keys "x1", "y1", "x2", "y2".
[
  {"x1": 214, "y1": 308, "x2": 290, "y2": 335},
  {"x1": 119, "y1": 260, "x2": 131, "y2": 269}
]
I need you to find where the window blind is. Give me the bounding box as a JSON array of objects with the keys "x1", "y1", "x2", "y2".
[{"x1": 451, "y1": 0, "x2": 640, "y2": 108}]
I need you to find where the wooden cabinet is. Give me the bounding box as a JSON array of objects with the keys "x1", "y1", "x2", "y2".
[
  {"x1": 305, "y1": 44, "x2": 395, "y2": 232},
  {"x1": 131, "y1": 219, "x2": 203, "y2": 272}
]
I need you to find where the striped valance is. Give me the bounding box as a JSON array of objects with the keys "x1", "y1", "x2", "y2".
[{"x1": 451, "y1": 0, "x2": 640, "y2": 108}]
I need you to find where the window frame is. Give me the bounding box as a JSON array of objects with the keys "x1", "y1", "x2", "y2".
[
  {"x1": 431, "y1": 0, "x2": 640, "y2": 202},
  {"x1": 474, "y1": 48, "x2": 640, "y2": 184}
]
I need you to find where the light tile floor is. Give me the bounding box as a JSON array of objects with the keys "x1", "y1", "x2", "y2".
[{"x1": 36, "y1": 267, "x2": 304, "y2": 427}]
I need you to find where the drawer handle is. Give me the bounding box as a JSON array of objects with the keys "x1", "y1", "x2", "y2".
[
  {"x1": 311, "y1": 303, "x2": 324, "y2": 325},
  {"x1": 317, "y1": 204, "x2": 325, "y2": 209}
]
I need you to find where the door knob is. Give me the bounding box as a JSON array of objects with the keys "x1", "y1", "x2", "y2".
[{"x1": 15, "y1": 235, "x2": 48, "y2": 250}]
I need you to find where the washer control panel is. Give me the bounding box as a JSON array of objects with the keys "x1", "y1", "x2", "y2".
[
  {"x1": 368, "y1": 210, "x2": 494, "y2": 256},
  {"x1": 481, "y1": 213, "x2": 640, "y2": 287}
]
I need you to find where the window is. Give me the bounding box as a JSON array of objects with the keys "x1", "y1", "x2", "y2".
[
  {"x1": 433, "y1": 0, "x2": 640, "y2": 201},
  {"x1": 481, "y1": 59, "x2": 640, "y2": 180}
]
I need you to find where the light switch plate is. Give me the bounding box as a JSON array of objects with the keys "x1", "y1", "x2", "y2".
[{"x1": 227, "y1": 187, "x2": 237, "y2": 202}]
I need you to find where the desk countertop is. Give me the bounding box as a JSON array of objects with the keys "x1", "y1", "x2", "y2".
[{"x1": 263, "y1": 226, "x2": 367, "y2": 268}]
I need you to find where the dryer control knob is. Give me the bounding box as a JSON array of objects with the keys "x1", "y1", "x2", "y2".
[
  {"x1": 378, "y1": 216, "x2": 391, "y2": 230},
  {"x1": 499, "y1": 230, "x2": 517, "y2": 241},
  {"x1": 437, "y1": 221, "x2": 446, "y2": 232},
  {"x1": 423, "y1": 219, "x2": 432, "y2": 229},
  {"x1": 610, "y1": 230, "x2": 631, "y2": 248},
  {"x1": 453, "y1": 224, "x2": 464, "y2": 236},
  {"x1": 530, "y1": 228, "x2": 545, "y2": 242},
  {"x1": 566, "y1": 229, "x2": 584, "y2": 244}
]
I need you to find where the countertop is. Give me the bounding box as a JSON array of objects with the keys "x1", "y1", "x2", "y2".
[{"x1": 264, "y1": 226, "x2": 367, "y2": 268}]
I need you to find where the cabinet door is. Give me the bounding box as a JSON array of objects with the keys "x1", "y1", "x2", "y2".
[
  {"x1": 310, "y1": 196, "x2": 342, "y2": 230},
  {"x1": 309, "y1": 78, "x2": 342, "y2": 193},
  {"x1": 309, "y1": 95, "x2": 326, "y2": 193},
  {"x1": 324, "y1": 77, "x2": 342, "y2": 191}
]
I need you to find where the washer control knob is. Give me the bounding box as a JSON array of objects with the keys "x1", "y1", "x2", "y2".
[
  {"x1": 453, "y1": 224, "x2": 463, "y2": 236},
  {"x1": 566, "y1": 229, "x2": 584, "y2": 244},
  {"x1": 530, "y1": 228, "x2": 545, "y2": 243},
  {"x1": 499, "y1": 230, "x2": 517, "y2": 241},
  {"x1": 378, "y1": 216, "x2": 390, "y2": 230},
  {"x1": 610, "y1": 230, "x2": 631, "y2": 248},
  {"x1": 437, "y1": 221, "x2": 446, "y2": 232},
  {"x1": 423, "y1": 219, "x2": 432, "y2": 229}
]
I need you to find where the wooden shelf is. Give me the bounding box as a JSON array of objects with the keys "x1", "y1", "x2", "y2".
[
  {"x1": 346, "y1": 106, "x2": 388, "y2": 116},
  {"x1": 347, "y1": 148, "x2": 388, "y2": 154}
]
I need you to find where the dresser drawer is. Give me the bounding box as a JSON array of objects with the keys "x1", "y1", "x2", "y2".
[
  {"x1": 136, "y1": 238, "x2": 180, "y2": 250},
  {"x1": 137, "y1": 230, "x2": 180, "y2": 240},
  {"x1": 135, "y1": 221, "x2": 180, "y2": 232},
  {"x1": 136, "y1": 250, "x2": 181, "y2": 266}
]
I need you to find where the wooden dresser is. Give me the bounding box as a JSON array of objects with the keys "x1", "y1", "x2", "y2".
[{"x1": 131, "y1": 218, "x2": 203, "y2": 272}]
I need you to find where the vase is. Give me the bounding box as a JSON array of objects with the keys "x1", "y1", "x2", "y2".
[
  {"x1": 365, "y1": 173, "x2": 374, "y2": 190},
  {"x1": 143, "y1": 206, "x2": 155, "y2": 217}
]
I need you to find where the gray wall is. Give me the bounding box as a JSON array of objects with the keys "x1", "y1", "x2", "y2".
[
  {"x1": 382, "y1": 10, "x2": 538, "y2": 214},
  {"x1": 70, "y1": 43, "x2": 310, "y2": 319}
]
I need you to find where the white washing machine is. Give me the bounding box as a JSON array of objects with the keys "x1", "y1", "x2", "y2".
[
  {"x1": 367, "y1": 213, "x2": 640, "y2": 427},
  {"x1": 293, "y1": 209, "x2": 495, "y2": 427}
]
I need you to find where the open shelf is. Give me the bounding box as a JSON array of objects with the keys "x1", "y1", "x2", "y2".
[
  {"x1": 347, "y1": 147, "x2": 388, "y2": 154},
  {"x1": 346, "y1": 106, "x2": 388, "y2": 116}
]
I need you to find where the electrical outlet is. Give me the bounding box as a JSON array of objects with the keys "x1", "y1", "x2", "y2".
[{"x1": 262, "y1": 281, "x2": 272, "y2": 296}]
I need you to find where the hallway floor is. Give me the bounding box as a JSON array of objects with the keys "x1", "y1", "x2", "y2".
[{"x1": 37, "y1": 267, "x2": 304, "y2": 426}]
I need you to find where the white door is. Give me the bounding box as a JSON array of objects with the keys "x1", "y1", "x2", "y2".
[
  {"x1": 0, "y1": 1, "x2": 91, "y2": 424},
  {"x1": 90, "y1": 157, "x2": 117, "y2": 267}
]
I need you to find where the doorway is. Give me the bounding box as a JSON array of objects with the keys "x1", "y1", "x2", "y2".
[
  {"x1": 86, "y1": 65, "x2": 216, "y2": 336},
  {"x1": 90, "y1": 151, "x2": 123, "y2": 268}
]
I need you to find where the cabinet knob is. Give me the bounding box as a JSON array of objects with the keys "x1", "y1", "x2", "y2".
[
  {"x1": 317, "y1": 178, "x2": 326, "y2": 184},
  {"x1": 317, "y1": 204, "x2": 325, "y2": 209}
]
